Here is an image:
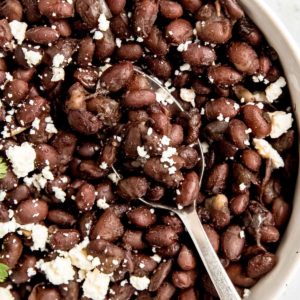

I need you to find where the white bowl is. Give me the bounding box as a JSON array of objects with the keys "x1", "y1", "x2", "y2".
[{"x1": 238, "y1": 1, "x2": 300, "y2": 299}]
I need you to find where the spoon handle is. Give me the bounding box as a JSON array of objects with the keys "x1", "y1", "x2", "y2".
[{"x1": 178, "y1": 208, "x2": 241, "y2": 300}]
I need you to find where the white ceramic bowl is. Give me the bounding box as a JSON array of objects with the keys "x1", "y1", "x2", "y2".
[{"x1": 238, "y1": 1, "x2": 300, "y2": 299}]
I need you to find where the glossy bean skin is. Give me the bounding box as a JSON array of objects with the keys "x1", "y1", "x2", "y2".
[
  {"x1": 91, "y1": 209, "x2": 124, "y2": 242},
  {"x1": 15, "y1": 199, "x2": 48, "y2": 225},
  {"x1": 247, "y1": 253, "x2": 277, "y2": 279},
  {"x1": 0, "y1": 233, "x2": 23, "y2": 269}
]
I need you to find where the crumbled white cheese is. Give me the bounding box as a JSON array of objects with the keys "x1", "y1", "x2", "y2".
[
  {"x1": 22, "y1": 48, "x2": 43, "y2": 67},
  {"x1": 253, "y1": 138, "x2": 284, "y2": 169},
  {"x1": 267, "y1": 111, "x2": 293, "y2": 138},
  {"x1": 108, "y1": 173, "x2": 120, "y2": 184},
  {"x1": 200, "y1": 142, "x2": 209, "y2": 154},
  {"x1": 9, "y1": 20, "x2": 27, "y2": 44},
  {"x1": 239, "y1": 230, "x2": 245, "y2": 239},
  {"x1": 98, "y1": 14, "x2": 110, "y2": 32},
  {"x1": 155, "y1": 88, "x2": 174, "y2": 105},
  {"x1": 245, "y1": 128, "x2": 252, "y2": 134},
  {"x1": 239, "y1": 183, "x2": 246, "y2": 191},
  {"x1": 97, "y1": 197, "x2": 110, "y2": 210},
  {"x1": 42, "y1": 166, "x2": 54, "y2": 180},
  {"x1": 24, "y1": 173, "x2": 47, "y2": 191},
  {"x1": 217, "y1": 113, "x2": 224, "y2": 121},
  {"x1": 37, "y1": 256, "x2": 75, "y2": 285},
  {"x1": 160, "y1": 147, "x2": 177, "y2": 166},
  {"x1": 168, "y1": 166, "x2": 176, "y2": 175},
  {"x1": 137, "y1": 146, "x2": 149, "y2": 159},
  {"x1": 83, "y1": 269, "x2": 110, "y2": 300},
  {"x1": 129, "y1": 275, "x2": 150, "y2": 291},
  {"x1": 31, "y1": 118, "x2": 40, "y2": 130},
  {"x1": 265, "y1": 77, "x2": 286, "y2": 103},
  {"x1": 0, "y1": 219, "x2": 18, "y2": 238},
  {"x1": 0, "y1": 191, "x2": 6, "y2": 201},
  {"x1": 52, "y1": 54, "x2": 65, "y2": 67},
  {"x1": 0, "y1": 288, "x2": 14, "y2": 300},
  {"x1": 179, "y1": 63, "x2": 191, "y2": 71},
  {"x1": 52, "y1": 186, "x2": 66, "y2": 202},
  {"x1": 177, "y1": 41, "x2": 192, "y2": 52},
  {"x1": 93, "y1": 30, "x2": 104, "y2": 40},
  {"x1": 161, "y1": 135, "x2": 170, "y2": 146},
  {"x1": 151, "y1": 254, "x2": 162, "y2": 263},
  {"x1": 252, "y1": 74, "x2": 264, "y2": 83},
  {"x1": 99, "y1": 162, "x2": 108, "y2": 169},
  {"x1": 233, "y1": 102, "x2": 240, "y2": 111},
  {"x1": 29, "y1": 224, "x2": 48, "y2": 251},
  {"x1": 116, "y1": 38, "x2": 122, "y2": 48},
  {"x1": 243, "y1": 289, "x2": 251, "y2": 299},
  {"x1": 51, "y1": 67, "x2": 65, "y2": 82},
  {"x1": 27, "y1": 267, "x2": 37, "y2": 277},
  {"x1": 68, "y1": 238, "x2": 99, "y2": 271},
  {"x1": 45, "y1": 116, "x2": 58, "y2": 133},
  {"x1": 6, "y1": 142, "x2": 36, "y2": 178},
  {"x1": 180, "y1": 88, "x2": 196, "y2": 107},
  {"x1": 147, "y1": 127, "x2": 153, "y2": 136}
]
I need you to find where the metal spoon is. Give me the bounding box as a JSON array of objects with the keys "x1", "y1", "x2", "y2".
[{"x1": 112, "y1": 68, "x2": 241, "y2": 300}]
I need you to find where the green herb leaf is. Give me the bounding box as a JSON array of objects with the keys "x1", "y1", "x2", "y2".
[
  {"x1": 0, "y1": 157, "x2": 7, "y2": 179},
  {"x1": 0, "y1": 263, "x2": 9, "y2": 282}
]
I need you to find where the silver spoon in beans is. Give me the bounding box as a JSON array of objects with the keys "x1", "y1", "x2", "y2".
[{"x1": 108, "y1": 66, "x2": 241, "y2": 300}]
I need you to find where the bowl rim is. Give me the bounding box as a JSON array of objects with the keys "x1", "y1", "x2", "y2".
[{"x1": 239, "y1": 0, "x2": 300, "y2": 299}]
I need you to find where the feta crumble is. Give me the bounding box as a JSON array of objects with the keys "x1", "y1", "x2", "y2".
[
  {"x1": 99, "y1": 162, "x2": 108, "y2": 169},
  {"x1": 179, "y1": 63, "x2": 191, "y2": 72},
  {"x1": 22, "y1": 48, "x2": 43, "y2": 67},
  {"x1": 97, "y1": 197, "x2": 110, "y2": 210},
  {"x1": 9, "y1": 20, "x2": 27, "y2": 45},
  {"x1": 180, "y1": 88, "x2": 196, "y2": 107},
  {"x1": 129, "y1": 275, "x2": 150, "y2": 291},
  {"x1": 267, "y1": 111, "x2": 293, "y2": 138},
  {"x1": 93, "y1": 31, "x2": 104, "y2": 40},
  {"x1": 0, "y1": 288, "x2": 14, "y2": 300},
  {"x1": 52, "y1": 187, "x2": 66, "y2": 202},
  {"x1": 52, "y1": 54, "x2": 65, "y2": 67},
  {"x1": 98, "y1": 14, "x2": 110, "y2": 32},
  {"x1": 108, "y1": 173, "x2": 120, "y2": 184},
  {"x1": 177, "y1": 41, "x2": 192, "y2": 52},
  {"x1": 31, "y1": 118, "x2": 40, "y2": 130},
  {"x1": 253, "y1": 138, "x2": 284, "y2": 169},
  {"x1": 37, "y1": 256, "x2": 75, "y2": 285},
  {"x1": 239, "y1": 230, "x2": 245, "y2": 239},
  {"x1": 155, "y1": 88, "x2": 174, "y2": 105},
  {"x1": 243, "y1": 289, "x2": 251, "y2": 299},
  {"x1": 29, "y1": 224, "x2": 48, "y2": 251},
  {"x1": 265, "y1": 77, "x2": 286, "y2": 103},
  {"x1": 116, "y1": 38, "x2": 122, "y2": 48},
  {"x1": 151, "y1": 254, "x2": 162, "y2": 263},
  {"x1": 6, "y1": 142, "x2": 36, "y2": 178},
  {"x1": 239, "y1": 183, "x2": 246, "y2": 191},
  {"x1": 137, "y1": 146, "x2": 149, "y2": 159},
  {"x1": 0, "y1": 191, "x2": 6, "y2": 201},
  {"x1": 161, "y1": 135, "x2": 170, "y2": 146},
  {"x1": 68, "y1": 238, "x2": 99, "y2": 271},
  {"x1": 51, "y1": 67, "x2": 65, "y2": 82},
  {"x1": 83, "y1": 269, "x2": 110, "y2": 300}
]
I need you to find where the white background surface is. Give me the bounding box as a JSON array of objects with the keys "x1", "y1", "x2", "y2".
[{"x1": 262, "y1": 1, "x2": 300, "y2": 299}]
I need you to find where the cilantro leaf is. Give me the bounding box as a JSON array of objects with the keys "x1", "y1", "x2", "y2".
[
  {"x1": 0, "y1": 263, "x2": 9, "y2": 283},
  {"x1": 0, "y1": 157, "x2": 7, "y2": 179}
]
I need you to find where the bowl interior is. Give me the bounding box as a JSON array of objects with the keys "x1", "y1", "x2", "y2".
[{"x1": 239, "y1": 1, "x2": 300, "y2": 299}]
